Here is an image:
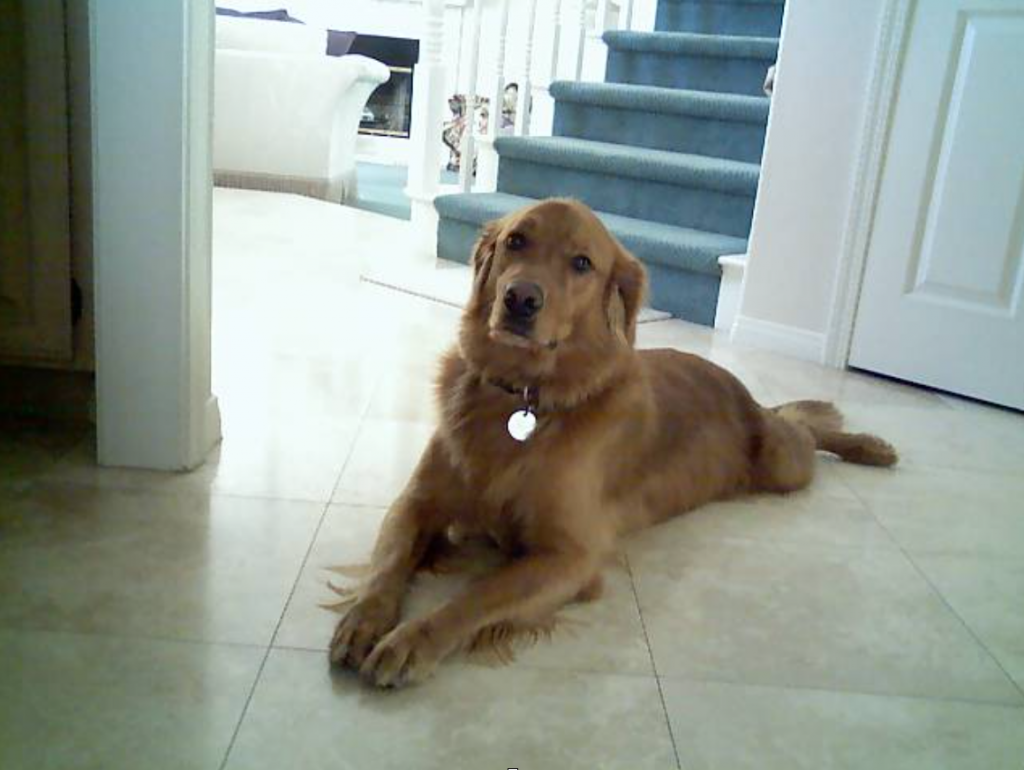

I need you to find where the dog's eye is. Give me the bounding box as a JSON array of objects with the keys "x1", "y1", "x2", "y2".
[
  {"x1": 506, "y1": 232, "x2": 527, "y2": 251},
  {"x1": 571, "y1": 255, "x2": 593, "y2": 274}
]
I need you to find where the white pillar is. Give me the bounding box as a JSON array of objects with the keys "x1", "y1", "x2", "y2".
[{"x1": 405, "y1": 0, "x2": 447, "y2": 260}]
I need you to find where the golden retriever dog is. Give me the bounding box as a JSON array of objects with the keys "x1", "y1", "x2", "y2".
[{"x1": 329, "y1": 198, "x2": 897, "y2": 687}]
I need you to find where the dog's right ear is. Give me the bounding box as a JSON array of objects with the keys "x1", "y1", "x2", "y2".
[
  {"x1": 469, "y1": 218, "x2": 502, "y2": 307},
  {"x1": 608, "y1": 241, "x2": 647, "y2": 346}
]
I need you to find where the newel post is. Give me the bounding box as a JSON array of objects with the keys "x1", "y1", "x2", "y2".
[{"x1": 405, "y1": 0, "x2": 447, "y2": 259}]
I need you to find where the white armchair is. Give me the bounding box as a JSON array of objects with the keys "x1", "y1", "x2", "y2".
[{"x1": 213, "y1": 16, "x2": 390, "y2": 203}]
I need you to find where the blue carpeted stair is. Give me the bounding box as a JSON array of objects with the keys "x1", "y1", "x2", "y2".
[
  {"x1": 656, "y1": 0, "x2": 785, "y2": 37},
  {"x1": 435, "y1": 0, "x2": 783, "y2": 325}
]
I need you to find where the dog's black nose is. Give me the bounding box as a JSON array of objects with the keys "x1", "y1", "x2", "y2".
[{"x1": 504, "y1": 281, "x2": 544, "y2": 320}]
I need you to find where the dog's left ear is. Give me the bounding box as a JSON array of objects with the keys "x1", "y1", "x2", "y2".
[
  {"x1": 468, "y1": 218, "x2": 502, "y2": 309},
  {"x1": 607, "y1": 242, "x2": 647, "y2": 345}
]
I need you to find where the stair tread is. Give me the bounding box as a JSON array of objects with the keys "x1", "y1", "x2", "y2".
[
  {"x1": 603, "y1": 30, "x2": 778, "y2": 59},
  {"x1": 495, "y1": 136, "x2": 760, "y2": 195},
  {"x1": 550, "y1": 81, "x2": 769, "y2": 123},
  {"x1": 435, "y1": 192, "x2": 747, "y2": 276}
]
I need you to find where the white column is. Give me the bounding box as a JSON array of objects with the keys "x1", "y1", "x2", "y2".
[{"x1": 405, "y1": 0, "x2": 447, "y2": 259}]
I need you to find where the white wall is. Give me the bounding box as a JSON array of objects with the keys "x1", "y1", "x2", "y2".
[{"x1": 733, "y1": 0, "x2": 888, "y2": 361}]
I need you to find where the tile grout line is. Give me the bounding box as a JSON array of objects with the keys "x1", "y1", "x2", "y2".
[
  {"x1": 21, "y1": 473, "x2": 356, "y2": 509},
  {"x1": 0, "y1": 625, "x2": 268, "y2": 652},
  {"x1": 325, "y1": 361, "x2": 388, "y2": 505},
  {"x1": 217, "y1": 378, "x2": 380, "y2": 770},
  {"x1": 901, "y1": 549, "x2": 1024, "y2": 704},
  {"x1": 216, "y1": 499, "x2": 333, "y2": 770},
  {"x1": 645, "y1": 668, "x2": 1024, "y2": 711},
  {"x1": 845, "y1": 483, "x2": 1024, "y2": 706},
  {"x1": 624, "y1": 552, "x2": 684, "y2": 770}
]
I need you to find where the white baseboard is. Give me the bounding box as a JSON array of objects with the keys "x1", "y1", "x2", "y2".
[
  {"x1": 204, "y1": 394, "x2": 222, "y2": 451},
  {"x1": 730, "y1": 315, "x2": 826, "y2": 363}
]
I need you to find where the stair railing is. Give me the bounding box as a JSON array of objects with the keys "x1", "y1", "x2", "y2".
[{"x1": 406, "y1": 0, "x2": 632, "y2": 227}]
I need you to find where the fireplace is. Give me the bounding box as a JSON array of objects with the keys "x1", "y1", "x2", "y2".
[{"x1": 343, "y1": 34, "x2": 418, "y2": 139}]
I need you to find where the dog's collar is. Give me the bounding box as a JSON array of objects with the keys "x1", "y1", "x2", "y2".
[{"x1": 487, "y1": 377, "x2": 538, "y2": 401}]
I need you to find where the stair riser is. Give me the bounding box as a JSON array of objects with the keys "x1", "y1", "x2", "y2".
[
  {"x1": 437, "y1": 217, "x2": 479, "y2": 266},
  {"x1": 553, "y1": 101, "x2": 766, "y2": 163},
  {"x1": 605, "y1": 50, "x2": 773, "y2": 96},
  {"x1": 646, "y1": 261, "x2": 720, "y2": 325},
  {"x1": 655, "y1": 2, "x2": 783, "y2": 37},
  {"x1": 498, "y1": 159, "x2": 756, "y2": 238},
  {"x1": 437, "y1": 217, "x2": 721, "y2": 324}
]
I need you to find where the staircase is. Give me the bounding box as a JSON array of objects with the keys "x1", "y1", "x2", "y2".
[{"x1": 433, "y1": 0, "x2": 784, "y2": 325}]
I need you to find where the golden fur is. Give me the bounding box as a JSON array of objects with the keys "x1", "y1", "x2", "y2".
[{"x1": 328, "y1": 199, "x2": 897, "y2": 687}]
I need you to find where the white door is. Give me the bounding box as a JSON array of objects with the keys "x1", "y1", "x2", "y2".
[{"x1": 850, "y1": 0, "x2": 1024, "y2": 410}]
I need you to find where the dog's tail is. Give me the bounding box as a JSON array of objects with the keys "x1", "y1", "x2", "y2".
[{"x1": 772, "y1": 400, "x2": 898, "y2": 467}]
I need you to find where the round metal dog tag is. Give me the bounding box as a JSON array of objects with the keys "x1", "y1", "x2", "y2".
[{"x1": 507, "y1": 409, "x2": 537, "y2": 442}]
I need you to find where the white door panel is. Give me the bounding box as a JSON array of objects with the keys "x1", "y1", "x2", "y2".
[{"x1": 850, "y1": 0, "x2": 1024, "y2": 410}]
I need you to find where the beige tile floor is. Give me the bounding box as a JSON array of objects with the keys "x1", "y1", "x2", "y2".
[{"x1": 2, "y1": 189, "x2": 1023, "y2": 769}]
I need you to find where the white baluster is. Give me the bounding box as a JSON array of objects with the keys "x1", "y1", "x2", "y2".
[
  {"x1": 475, "y1": 0, "x2": 510, "y2": 191},
  {"x1": 575, "y1": 0, "x2": 589, "y2": 81},
  {"x1": 550, "y1": 0, "x2": 564, "y2": 85},
  {"x1": 621, "y1": 0, "x2": 634, "y2": 31},
  {"x1": 453, "y1": 4, "x2": 465, "y2": 91},
  {"x1": 516, "y1": 0, "x2": 540, "y2": 136},
  {"x1": 595, "y1": 0, "x2": 609, "y2": 35},
  {"x1": 459, "y1": 0, "x2": 483, "y2": 193},
  {"x1": 405, "y1": 0, "x2": 447, "y2": 262}
]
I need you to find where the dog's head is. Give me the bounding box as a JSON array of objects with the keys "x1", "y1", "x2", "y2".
[{"x1": 460, "y1": 199, "x2": 647, "y2": 389}]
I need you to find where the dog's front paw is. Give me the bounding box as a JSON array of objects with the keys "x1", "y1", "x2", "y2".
[
  {"x1": 329, "y1": 595, "x2": 400, "y2": 669},
  {"x1": 360, "y1": 619, "x2": 445, "y2": 688}
]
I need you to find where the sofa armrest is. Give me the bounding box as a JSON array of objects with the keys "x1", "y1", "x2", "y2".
[
  {"x1": 325, "y1": 56, "x2": 390, "y2": 202},
  {"x1": 214, "y1": 50, "x2": 390, "y2": 180},
  {"x1": 340, "y1": 54, "x2": 391, "y2": 87}
]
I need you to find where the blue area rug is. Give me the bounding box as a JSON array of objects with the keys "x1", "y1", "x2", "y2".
[{"x1": 352, "y1": 162, "x2": 458, "y2": 221}]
